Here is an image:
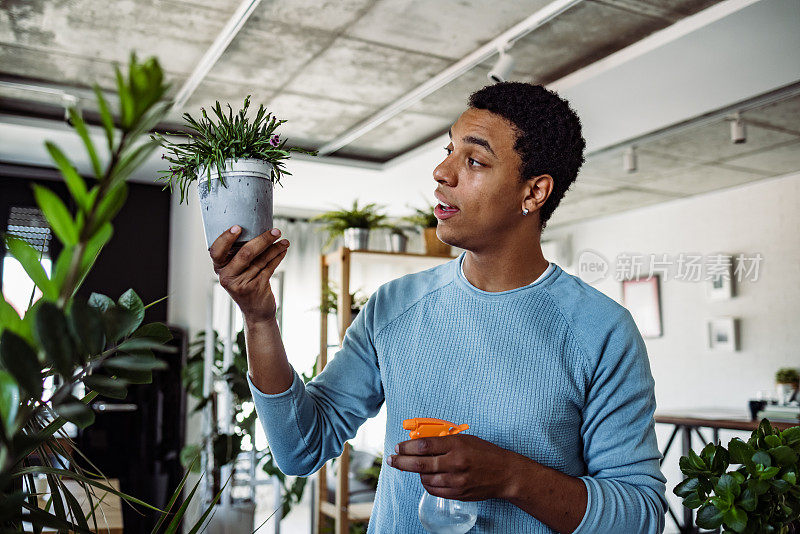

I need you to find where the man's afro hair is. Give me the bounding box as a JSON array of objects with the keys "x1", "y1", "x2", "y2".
[{"x1": 468, "y1": 82, "x2": 586, "y2": 229}]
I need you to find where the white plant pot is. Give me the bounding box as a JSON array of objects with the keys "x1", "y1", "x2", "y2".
[
  {"x1": 197, "y1": 158, "x2": 273, "y2": 251},
  {"x1": 343, "y1": 227, "x2": 369, "y2": 250},
  {"x1": 388, "y1": 233, "x2": 408, "y2": 253}
]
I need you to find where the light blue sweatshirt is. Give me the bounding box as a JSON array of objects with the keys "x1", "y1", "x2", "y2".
[{"x1": 248, "y1": 251, "x2": 667, "y2": 533}]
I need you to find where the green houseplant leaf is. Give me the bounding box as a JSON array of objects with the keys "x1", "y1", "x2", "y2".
[
  {"x1": 32, "y1": 184, "x2": 78, "y2": 246},
  {"x1": 0, "y1": 330, "x2": 42, "y2": 397},
  {"x1": 33, "y1": 302, "x2": 77, "y2": 377}
]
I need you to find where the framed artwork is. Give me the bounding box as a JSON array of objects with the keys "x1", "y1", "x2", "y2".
[
  {"x1": 707, "y1": 317, "x2": 739, "y2": 351},
  {"x1": 706, "y1": 255, "x2": 734, "y2": 301},
  {"x1": 622, "y1": 275, "x2": 662, "y2": 338}
]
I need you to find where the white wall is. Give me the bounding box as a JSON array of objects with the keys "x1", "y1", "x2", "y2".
[{"x1": 544, "y1": 171, "x2": 800, "y2": 412}]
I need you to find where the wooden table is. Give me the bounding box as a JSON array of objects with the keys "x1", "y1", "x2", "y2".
[{"x1": 655, "y1": 410, "x2": 797, "y2": 533}]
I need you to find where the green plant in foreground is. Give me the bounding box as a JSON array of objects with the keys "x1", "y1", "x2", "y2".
[
  {"x1": 153, "y1": 95, "x2": 317, "y2": 204},
  {"x1": 311, "y1": 200, "x2": 389, "y2": 250},
  {"x1": 402, "y1": 203, "x2": 438, "y2": 230},
  {"x1": 674, "y1": 419, "x2": 800, "y2": 533},
  {"x1": 0, "y1": 52, "x2": 227, "y2": 533},
  {"x1": 776, "y1": 369, "x2": 800, "y2": 386}
]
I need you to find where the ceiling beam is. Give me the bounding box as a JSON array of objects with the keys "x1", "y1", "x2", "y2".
[
  {"x1": 316, "y1": 0, "x2": 586, "y2": 156},
  {"x1": 171, "y1": 0, "x2": 262, "y2": 110}
]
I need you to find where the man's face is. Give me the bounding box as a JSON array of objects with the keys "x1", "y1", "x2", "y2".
[{"x1": 432, "y1": 107, "x2": 529, "y2": 252}]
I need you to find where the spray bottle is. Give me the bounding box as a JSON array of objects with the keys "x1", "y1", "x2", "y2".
[{"x1": 403, "y1": 418, "x2": 478, "y2": 534}]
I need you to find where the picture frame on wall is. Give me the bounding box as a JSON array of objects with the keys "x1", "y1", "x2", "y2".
[
  {"x1": 707, "y1": 316, "x2": 739, "y2": 351},
  {"x1": 706, "y1": 254, "x2": 735, "y2": 301},
  {"x1": 622, "y1": 275, "x2": 663, "y2": 338}
]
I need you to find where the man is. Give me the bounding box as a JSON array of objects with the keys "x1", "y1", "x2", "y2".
[{"x1": 210, "y1": 82, "x2": 667, "y2": 533}]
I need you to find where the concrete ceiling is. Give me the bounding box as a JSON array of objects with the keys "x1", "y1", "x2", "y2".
[
  {"x1": 548, "y1": 92, "x2": 800, "y2": 227},
  {"x1": 1, "y1": 0, "x2": 723, "y2": 162}
]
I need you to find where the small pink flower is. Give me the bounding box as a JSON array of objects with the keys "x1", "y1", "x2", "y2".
[{"x1": 270, "y1": 134, "x2": 280, "y2": 147}]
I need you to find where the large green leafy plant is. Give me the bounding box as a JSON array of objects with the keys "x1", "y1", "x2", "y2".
[
  {"x1": 674, "y1": 419, "x2": 800, "y2": 533},
  {"x1": 181, "y1": 328, "x2": 319, "y2": 519},
  {"x1": 153, "y1": 95, "x2": 317, "y2": 204},
  {"x1": 0, "y1": 53, "x2": 223, "y2": 533}
]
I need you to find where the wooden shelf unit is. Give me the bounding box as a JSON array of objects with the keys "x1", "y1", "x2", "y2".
[{"x1": 314, "y1": 247, "x2": 454, "y2": 534}]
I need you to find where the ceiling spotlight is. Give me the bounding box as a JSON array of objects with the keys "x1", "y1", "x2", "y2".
[
  {"x1": 623, "y1": 145, "x2": 637, "y2": 173},
  {"x1": 488, "y1": 48, "x2": 515, "y2": 83},
  {"x1": 729, "y1": 112, "x2": 746, "y2": 144}
]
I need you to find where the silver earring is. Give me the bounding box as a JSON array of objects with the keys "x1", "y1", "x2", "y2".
[{"x1": 522, "y1": 208, "x2": 529, "y2": 216}]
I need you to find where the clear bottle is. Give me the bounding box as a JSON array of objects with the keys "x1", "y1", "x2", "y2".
[
  {"x1": 418, "y1": 491, "x2": 477, "y2": 534},
  {"x1": 402, "y1": 418, "x2": 479, "y2": 534}
]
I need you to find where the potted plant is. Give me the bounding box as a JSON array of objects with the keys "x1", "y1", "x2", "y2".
[
  {"x1": 384, "y1": 224, "x2": 411, "y2": 253},
  {"x1": 777, "y1": 368, "x2": 800, "y2": 405},
  {"x1": 0, "y1": 53, "x2": 225, "y2": 532},
  {"x1": 674, "y1": 419, "x2": 800, "y2": 533},
  {"x1": 403, "y1": 203, "x2": 452, "y2": 257},
  {"x1": 311, "y1": 200, "x2": 388, "y2": 251},
  {"x1": 181, "y1": 329, "x2": 319, "y2": 526},
  {"x1": 320, "y1": 281, "x2": 369, "y2": 334},
  {"x1": 153, "y1": 96, "x2": 316, "y2": 253}
]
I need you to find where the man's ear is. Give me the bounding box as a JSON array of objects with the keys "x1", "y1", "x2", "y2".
[{"x1": 523, "y1": 174, "x2": 553, "y2": 212}]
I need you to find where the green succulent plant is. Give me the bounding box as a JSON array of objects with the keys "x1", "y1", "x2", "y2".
[
  {"x1": 675, "y1": 419, "x2": 800, "y2": 533},
  {"x1": 153, "y1": 95, "x2": 317, "y2": 204}
]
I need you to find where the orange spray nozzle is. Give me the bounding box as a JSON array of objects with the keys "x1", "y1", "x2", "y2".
[{"x1": 403, "y1": 418, "x2": 469, "y2": 439}]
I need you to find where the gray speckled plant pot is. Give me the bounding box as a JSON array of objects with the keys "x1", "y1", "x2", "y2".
[{"x1": 197, "y1": 158, "x2": 273, "y2": 252}]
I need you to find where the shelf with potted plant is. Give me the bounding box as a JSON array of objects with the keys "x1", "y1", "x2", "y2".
[
  {"x1": 314, "y1": 246, "x2": 453, "y2": 534},
  {"x1": 311, "y1": 200, "x2": 389, "y2": 252}
]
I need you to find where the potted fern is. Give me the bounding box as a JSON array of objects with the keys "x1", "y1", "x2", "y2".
[
  {"x1": 403, "y1": 203, "x2": 452, "y2": 257},
  {"x1": 311, "y1": 200, "x2": 388, "y2": 251},
  {"x1": 153, "y1": 96, "x2": 316, "y2": 252}
]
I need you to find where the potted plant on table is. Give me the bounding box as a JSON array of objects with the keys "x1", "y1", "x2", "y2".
[
  {"x1": 153, "y1": 96, "x2": 316, "y2": 253},
  {"x1": 777, "y1": 368, "x2": 800, "y2": 405},
  {"x1": 311, "y1": 200, "x2": 388, "y2": 251},
  {"x1": 403, "y1": 203, "x2": 452, "y2": 257},
  {"x1": 674, "y1": 419, "x2": 800, "y2": 533}
]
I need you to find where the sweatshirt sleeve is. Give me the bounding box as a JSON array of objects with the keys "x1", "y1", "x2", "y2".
[
  {"x1": 572, "y1": 309, "x2": 668, "y2": 534},
  {"x1": 246, "y1": 292, "x2": 385, "y2": 477}
]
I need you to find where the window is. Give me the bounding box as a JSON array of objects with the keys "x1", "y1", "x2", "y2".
[{"x1": 2, "y1": 206, "x2": 53, "y2": 316}]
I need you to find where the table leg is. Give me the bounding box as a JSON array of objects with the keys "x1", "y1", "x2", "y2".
[{"x1": 681, "y1": 425, "x2": 698, "y2": 533}]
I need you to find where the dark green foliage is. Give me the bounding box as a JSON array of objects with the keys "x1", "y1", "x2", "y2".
[
  {"x1": 675, "y1": 419, "x2": 800, "y2": 533},
  {"x1": 154, "y1": 95, "x2": 317, "y2": 204},
  {"x1": 0, "y1": 52, "x2": 218, "y2": 532}
]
